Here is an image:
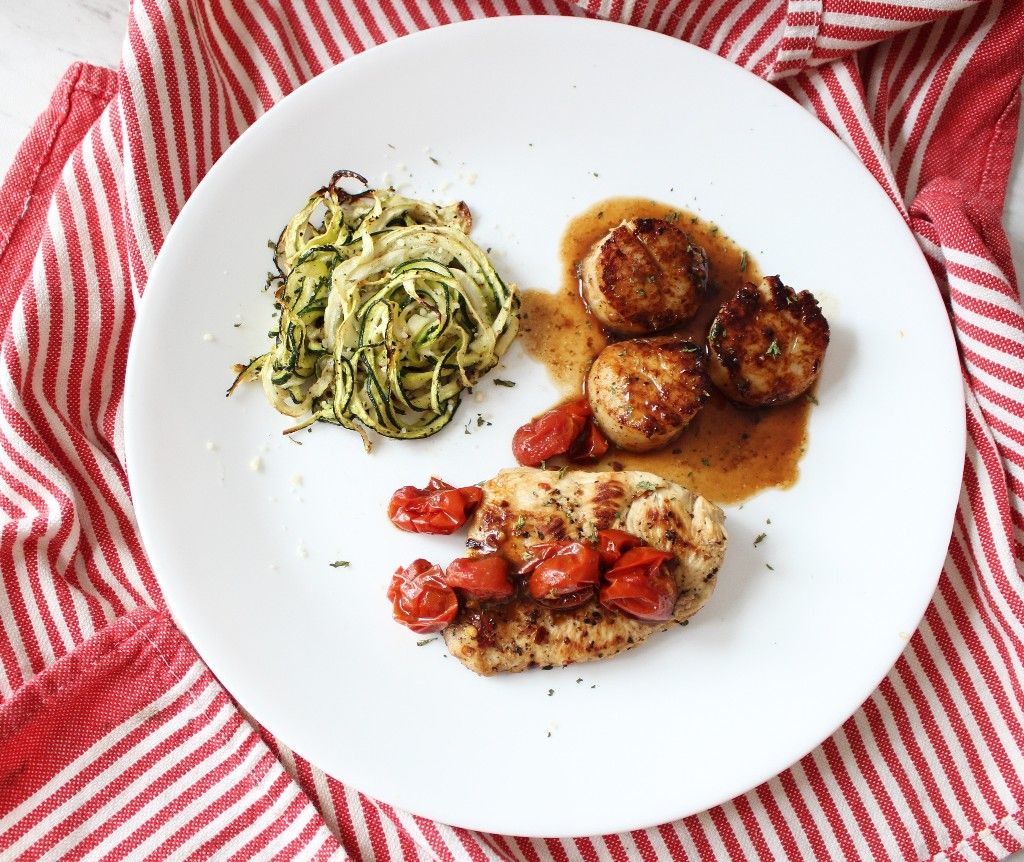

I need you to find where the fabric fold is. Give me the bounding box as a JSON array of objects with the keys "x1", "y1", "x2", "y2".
[{"x1": 0, "y1": 1, "x2": 1022, "y2": 860}]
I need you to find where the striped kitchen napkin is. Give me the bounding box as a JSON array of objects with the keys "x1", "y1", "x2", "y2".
[{"x1": 1, "y1": 1, "x2": 1022, "y2": 859}]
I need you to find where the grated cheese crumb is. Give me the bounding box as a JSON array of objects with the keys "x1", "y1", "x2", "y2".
[
  {"x1": 249, "y1": 456, "x2": 262, "y2": 472},
  {"x1": 290, "y1": 474, "x2": 303, "y2": 487},
  {"x1": 202, "y1": 332, "x2": 215, "y2": 342},
  {"x1": 474, "y1": 392, "x2": 485, "y2": 403},
  {"x1": 205, "y1": 441, "x2": 217, "y2": 451}
]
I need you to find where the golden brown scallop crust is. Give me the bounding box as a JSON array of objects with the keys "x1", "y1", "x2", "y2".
[
  {"x1": 587, "y1": 336, "x2": 710, "y2": 452},
  {"x1": 443, "y1": 468, "x2": 727, "y2": 675},
  {"x1": 707, "y1": 275, "x2": 829, "y2": 407},
  {"x1": 580, "y1": 218, "x2": 709, "y2": 335}
]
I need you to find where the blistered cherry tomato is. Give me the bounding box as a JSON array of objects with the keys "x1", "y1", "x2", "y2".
[
  {"x1": 516, "y1": 540, "x2": 565, "y2": 576},
  {"x1": 387, "y1": 559, "x2": 459, "y2": 633},
  {"x1": 511, "y1": 400, "x2": 592, "y2": 467},
  {"x1": 445, "y1": 555, "x2": 514, "y2": 600},
  {"x1": 387, "y1": 477, "x2": 484, "y2": 534},
  {"x1": 596, "y1": 529, "x2": 642, "y2": 568},
  {"x1": 527, "y1": 541, "x2": 601, "y2": 609},
  {"x1": 568, "y1": 420, "x2": 610, "y2": 461},
  {"x1": 600, "y1": 547, "x2": 678, "y2": 621}
]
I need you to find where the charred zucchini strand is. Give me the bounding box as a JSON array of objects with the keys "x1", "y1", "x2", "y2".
[{"x1": 229, "y1": 172, "x2": 519, "y2": 450}]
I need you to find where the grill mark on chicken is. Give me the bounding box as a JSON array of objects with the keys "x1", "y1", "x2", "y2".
[{"x1": 442, "y1": 467, "x2": 727, "y2": 675}]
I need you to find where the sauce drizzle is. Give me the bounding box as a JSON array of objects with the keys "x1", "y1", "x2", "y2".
[{"x1": 519, "y1": 197, "x2": 813, "y2": 505}]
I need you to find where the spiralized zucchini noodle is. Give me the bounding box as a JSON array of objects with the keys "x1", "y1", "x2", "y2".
[{"x1": 229, "y1": 170, "x2": 520, "y2": 451}]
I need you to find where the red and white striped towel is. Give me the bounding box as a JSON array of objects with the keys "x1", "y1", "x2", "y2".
[{"x1": 0, "y1": 2, "x2": 1022, "y2": 859}]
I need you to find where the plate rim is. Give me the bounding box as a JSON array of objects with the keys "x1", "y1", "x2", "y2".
[{"x1": 124, "y1": 15, "x2": 966, "y2": 837}]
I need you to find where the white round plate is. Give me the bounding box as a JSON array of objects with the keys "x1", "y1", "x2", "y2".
[{"x1": 125, "y1": 17, "x2": 964, "y2": 837}]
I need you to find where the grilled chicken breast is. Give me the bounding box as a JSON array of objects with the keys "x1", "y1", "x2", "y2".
[
  {"x1": 580, "y1": 218, "x2": 709, "y2": 335},
  {"x1": 587, "y1": 336, "x2": 710, "y2": 452},
  {"x1": 707, "y1": 275, "x2": 829, "y2": 407},
  {"x1": 442, "y1": 467, "x2": 727, "y2": 675}
]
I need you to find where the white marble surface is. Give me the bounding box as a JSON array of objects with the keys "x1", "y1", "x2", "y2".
[
  {"x1": 0, "y1": 0, "x2": 126, "y2": 167},
  {"x1": 0, "y1": 3, "x2": 1022, "y2": 855}
]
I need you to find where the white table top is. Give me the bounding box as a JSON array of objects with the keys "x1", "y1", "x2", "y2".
[{"x1": 0, "y1": 3, "x2": 1022, "y2": 857}]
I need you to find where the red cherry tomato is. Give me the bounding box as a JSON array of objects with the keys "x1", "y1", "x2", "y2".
[
  {"x1": 511, "y1": 400, "x2": 592, "y2": 467},
  {"x1": 568, "y1": 420, "x2": 610, "y2": 461},
  {"x1": 516, "y1": 540, "x2": 566, "y2": 575},
  {"x1": 445, "y1": 555, "x2": 514, "y2": 600},
  {"x1": 528, "y1": 541, "x2": 601, "y2": 609},
  {"x1": 388, "y1": 559, "x2": 459, "y2": 634},
  {"x1": 600, "y1": 547, "x2": 679, "y2": 621},
  {"x1": 388, "y1": 477, "x2": 484, "y2": 534},
  {"x1": 596, "y1": 529, "x2": 642, "y2": 568}
]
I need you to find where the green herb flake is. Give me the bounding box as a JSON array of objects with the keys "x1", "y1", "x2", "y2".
[
  {"x1": 591, "y1": 172, "x2": 599, "y2": 178},
  {"x1": 558, "y1": 465, "x2": 568, "y2": 480},
  {"x1": 766, "y1": 563, "x2": 775, "y2": 571},
  {"x1": 765, "y1": 340, "x2": 782, "y2": 359},
  {"x1": 429, "y1": 156, "x2": 439, "y2": 165},
  {"x1": 754, "y1": 532, "x2": 767, "y2": 546},
  {"x1": 547, "y1": 688, "x2": 554, "y2": 696},
  {"x1": 329, "y1": 560, "x2": 350, "y2": 568},
  {"x1": 681, "y1": 344, "x2": 699, "y2": 352},
  {"x1": 700, "y1": 457, "x2": 711, "y2": 467},
  {"x1": 493, "y1": 378, "x2": 516, "y2": 388},
  {"x1": 806, "y1": 392, "x2": 820, "y2": 405},
  {"x1": 637, "y1": 481, "x2": 656, "y2": 491},
  {"x1": 739, "y1": 250, "x2": 748, "y2": 272},
  {"x1": 709, "y1": 319, "x2": 722, "y2": 342},
  {"x1": 665, "y1": 211, "x2": 680, "y2": 223},
  {"x1": 266, "y1": 239, "x2": 276, "y2": 251},
  {"x1": 416, "y1": 637, "x2": 437, "y2": 646},
  {"x1": 576, "y1": 677, "x2": 583, "y2": 684},
  {"x1": 514, "y1": 515, "x2": 526, "y2": 530}
]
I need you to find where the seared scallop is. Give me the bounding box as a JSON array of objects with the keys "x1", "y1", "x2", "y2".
[
  {"x1": 707, "y1": 275, "x2": 829, "y2": 407},
  {"x1": 587, "y1": 336, "x2": 710, "y2": 452},
  {"x1": 580, "y1": 218, "x2": 709, "y2": 335}
]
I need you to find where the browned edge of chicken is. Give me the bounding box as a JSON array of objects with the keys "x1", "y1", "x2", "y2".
[{"x1": 442, "y1": 468, "x2": 727, "y2": 675}]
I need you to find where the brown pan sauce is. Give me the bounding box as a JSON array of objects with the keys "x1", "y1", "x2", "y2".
[{"x1": 518, "y1": 197, "x2": 812, "y2": 505}]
